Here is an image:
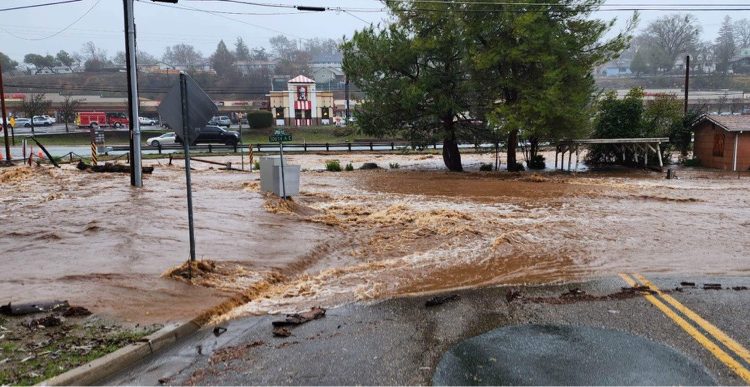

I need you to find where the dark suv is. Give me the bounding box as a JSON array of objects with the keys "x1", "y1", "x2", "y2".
[{"x1": 176, "y1": 125, "x2": 240, "y2": 145}]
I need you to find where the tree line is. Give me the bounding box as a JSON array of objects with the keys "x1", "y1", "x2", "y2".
[
  {"x1": 629, "y1": 14, "x2": 750, "y2": 76},
  {"x1": 342, "y1": 0, "x2": 633, "y2": 172},
  {"x1": 0, "y1": 35, "x2": 341, "y2": 81}
]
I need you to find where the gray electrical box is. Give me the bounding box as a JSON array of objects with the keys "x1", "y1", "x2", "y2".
[{"x1": 260, "y1": 156, "x2": 300, "y2": 197}]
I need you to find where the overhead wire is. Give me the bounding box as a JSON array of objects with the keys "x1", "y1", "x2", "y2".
[
  {"x1": 0, "y1": 0, "x2": 102, "y2": 41},
  {"x1": 135, "y1": 0, "x2": 307, "y2": 40},
  {"x1": 0, "y1": 0, "x2": 82, "y2": 12}
]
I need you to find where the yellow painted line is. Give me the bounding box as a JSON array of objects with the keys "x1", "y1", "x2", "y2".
[
  {"x1": 619, "y1": 273, "x2": 750, "y2": 383},
  {"x1": 632, "y1": 273, "x2": 750, "y2": 367}
]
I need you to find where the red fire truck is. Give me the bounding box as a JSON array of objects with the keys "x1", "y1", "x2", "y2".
[{"x1": 75, "y1": 112, "x2": 130, "y2": 128}]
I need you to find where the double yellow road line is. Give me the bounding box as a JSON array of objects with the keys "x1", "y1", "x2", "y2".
[{"x1": 620, "y1": 273, "x2": 750, "y2": 383}]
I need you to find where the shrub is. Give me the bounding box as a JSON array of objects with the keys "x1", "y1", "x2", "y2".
[
  {"x1": 479, "y1": 163, "x2": 493, "y2": 171},
  {"x1": 508, "y1": 162, "x2": 525, "y2": 172},
  {"x1": 360, "y1": 162, "x2": 379, "y2": 170},
  {"x1": 246, "y1": 110, "x2": 273, "y2": 129},
  {"x1": 333, "y1": 126, "x2": 355, "y2": 137},
  {"x1": 389, "y1": 162, "x2": 400, "y2": 169},
  {"x1": 253, "y1": 160, "x2": 260, "y2": 170},
  {"x1": 345, "y1": 162, "x2": 354, "y2": 171},
  {"x1": 527, "y1": 155, "x2": 546, "y2": 170},
  {"x1": 325, "y1": 159, "x2": 342, "y2": 172},
  {"x1": 683, "y1": 158, "x2": 701, "y2": 167}
]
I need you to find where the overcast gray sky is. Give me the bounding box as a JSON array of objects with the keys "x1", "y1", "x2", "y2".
[{"x1": 1, "y1": 0, "x2": 749, "y2": 62}]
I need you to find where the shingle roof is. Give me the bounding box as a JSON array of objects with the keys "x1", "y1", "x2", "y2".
[
  {"x1": 288, "y1": 75, "x2": 316, "y2": 84},
  {"x1": 695, "y1": 114, "x2": 750, "y2": 132}
]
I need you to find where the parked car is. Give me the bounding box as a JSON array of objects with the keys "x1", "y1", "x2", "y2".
[
  {"x1": 32, "y1": 116, "x2": 53, "y2": 126},
  {"x1": 208, "y1": 116, "x2": 231, "y2": 128},
  {"x1": 139, "y1": 116, "x2": 157, "y2": 126},
  {"x1": 41, "y1": 115, "x2": 56, "y2": 124},
  {"x1": 146, "y1": 132, "x2": 176, "y2": 147},
  {"x1": 176, "y1": 125, "x2": 240, "y2": 145},
  {"x1": 14, "y1": 118, "x2": 31, "y2": 127}
]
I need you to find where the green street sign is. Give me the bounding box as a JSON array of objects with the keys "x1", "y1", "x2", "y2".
[{"x1": 269, "y1": 134, "x2": 293, "y2": 142}]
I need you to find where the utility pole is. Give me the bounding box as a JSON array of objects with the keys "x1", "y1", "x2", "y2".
[
  {"x1": 684, "y1": 55, "x2": 690, "y2": 115},
  {"x1": 345, "y1": 76, "x2": 350, "y2": 124},
  {"x1": 123, "y1": 0, "x2": 143, "y2": 186},
  {"x1": 0, "y1": 63, "x2": 11, "y2": 163}
]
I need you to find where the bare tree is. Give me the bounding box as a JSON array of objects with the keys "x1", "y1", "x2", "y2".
[
  {"x1": 59, "y1": 95, "x2": 81, "y2": 133},
  {"x1": 643, "y1": 14, "x2": 701, "y2": 71},
  {"x1": 734, "y1": 19, "x2": 750, "y2": 49},
  {"x1": 21, "y1": 94, "x2": 52, "y2": 135},
  {"x1": 162, "y1": 44, "x2": 203, "y2": 71}
]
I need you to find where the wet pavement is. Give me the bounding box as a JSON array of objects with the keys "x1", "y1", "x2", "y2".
[{"x1": 104, "y1": 274, "x2": 750, "y2": 385}]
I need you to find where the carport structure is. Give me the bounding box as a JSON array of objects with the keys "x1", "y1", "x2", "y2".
[{"x1": 555, "y1": 137, "x2": 670, "y2": 171}]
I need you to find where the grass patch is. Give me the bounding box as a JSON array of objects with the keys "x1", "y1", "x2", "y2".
[{"x1": 0, "y1": 316, "x2": 156, "y2": 386}]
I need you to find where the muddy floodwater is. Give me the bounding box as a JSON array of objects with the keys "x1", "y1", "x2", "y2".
[{"x1": 1, "y1": 152, "x2": 749, "y2": 323}]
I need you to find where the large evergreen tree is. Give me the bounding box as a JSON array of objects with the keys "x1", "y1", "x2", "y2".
[
  {"x1": 342, "y1": 2, "x2": 471, "y2": 171},
  {"x1": 466, "y1": 0, "x2": 632, "y2": 169}
]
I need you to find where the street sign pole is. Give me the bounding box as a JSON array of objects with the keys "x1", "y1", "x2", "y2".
[
  {"x1": 279, "y1": 140, "x2": 287, "y2": 198},
  {"x1": 179, "y1": 73, "x2": 196, "y2": 262}
]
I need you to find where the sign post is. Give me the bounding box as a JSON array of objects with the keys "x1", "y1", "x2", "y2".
[
  {"x1": 269, "y1": 130, "x2": 292, "y2": 198},
  {"x1": 158, "y1": 72, "x2": 218, "y2": 262}
]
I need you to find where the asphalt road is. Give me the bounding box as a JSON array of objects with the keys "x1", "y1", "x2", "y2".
[{"x1": 105, "y1": 274, "x2": 750, "y2": 385}]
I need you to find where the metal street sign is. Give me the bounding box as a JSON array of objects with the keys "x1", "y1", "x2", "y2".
[
  {"x1": 269, "y1": 134, "x2": 292, "y2": 142},
  {"x1": 158, "y1": 73, "x2": 218, "y2": 144}
]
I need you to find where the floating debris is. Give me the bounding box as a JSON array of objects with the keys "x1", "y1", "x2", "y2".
[
  {"x1": 272, "y1": 307, "x2": 326, "y2": 327},
  {"x1": 505, "y1": 289, "x2": 522, "y2": 303},
  {"x1": 425, "y1": 294, "x2": 461, "y2": 307},
  {"x1": 0, "y1": 300, "x2": 69, "y2": 316},
  {"x1": 62, "y1": 306, "x2": 92, "y2": 318}
]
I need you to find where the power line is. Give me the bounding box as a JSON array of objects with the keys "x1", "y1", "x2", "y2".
[
  {"x1": 0, "y1": 0, "x2": 102, "y2": 41},
  {"x1": 140, "y1": 0, "x2": 300, "y2": 15},
  {"x1": 136, "y1": 0, "x2": 307, "y2": 40},
  {"x1": 0, "y1": 0, "x2": 81, "y2": 12}
]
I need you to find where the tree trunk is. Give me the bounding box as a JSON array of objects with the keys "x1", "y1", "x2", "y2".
[
  {"x1": 506, "y1": 128, "x2": 518, "y2": 170},
  {"x1": 31, "y1": 123, "x2": 35, "y2": 136},
  {"x1": 529, "y1": 137, "x2": 539, "y2": 159},
  {"x1": 65, "y1": 121, "x2": 69, "y2": 133},
  {"x1": 442, "y1": 136, "x2": 463, "y2": 172}
]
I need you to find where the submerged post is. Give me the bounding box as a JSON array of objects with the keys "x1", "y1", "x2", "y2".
[{"x1": 179, "y1": 73, "x2": 196, "y2": 262}]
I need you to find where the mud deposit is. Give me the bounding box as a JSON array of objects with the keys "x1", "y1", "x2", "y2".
[{"x1": 2, "y1": 155, "x2": 749, "y2": 323}]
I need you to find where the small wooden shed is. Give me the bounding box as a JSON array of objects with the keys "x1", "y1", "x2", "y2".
[{"x1": 691, "y1": 114, "x2": 750, "y2": 171}]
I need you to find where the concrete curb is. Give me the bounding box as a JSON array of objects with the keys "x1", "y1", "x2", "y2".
[{"x1": 39, "y1": 318, "x2": 202, "y2": 386}]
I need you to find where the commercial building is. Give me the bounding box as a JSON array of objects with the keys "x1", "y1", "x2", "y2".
[{"x1": 268, "y1": 75, "x2": 334, "y2": 127}]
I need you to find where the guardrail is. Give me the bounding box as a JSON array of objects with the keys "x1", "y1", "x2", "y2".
[{"x1": 109, "y1": 141, "x2": 502, "y2": 154}]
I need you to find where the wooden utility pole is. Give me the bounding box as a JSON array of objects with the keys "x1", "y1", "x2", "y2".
[
  {"x1": 0, "y1": 63, "x2": 10, "y2": 163},
  {"x1": 684, "y1": 55, "x2": 690, "y2": 115}
]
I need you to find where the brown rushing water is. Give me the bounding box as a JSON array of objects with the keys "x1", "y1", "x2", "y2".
[{"x1": 2, "y1": 153, "x2": 749, "y2": 323}]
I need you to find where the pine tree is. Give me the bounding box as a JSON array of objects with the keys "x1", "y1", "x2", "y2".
[
  {"x1": 211, "y1": 40, "x2": 236, "y2": 78},
  {"x1": 715, "y1": 16, "x2": 736, "y2": 74},
  {"x1": 234, "y1": 37, "x2": 250, "y2": 62}
]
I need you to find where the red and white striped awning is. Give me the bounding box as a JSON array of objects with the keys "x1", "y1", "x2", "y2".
[
  {"x1": 294, "y1": 100, "x2": 312, "y2": 110},
  {"x1": 288, "y1": 75, "x2": 315, "y2": 84}
]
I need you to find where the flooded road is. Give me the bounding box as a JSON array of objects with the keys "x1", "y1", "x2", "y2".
[{"x1": 2, "y1": 152, "x2": 749, "y2": 324}]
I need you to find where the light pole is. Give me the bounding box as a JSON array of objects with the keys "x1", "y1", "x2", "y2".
[
  {"x1": 124, "y1": 0, "x2": 178, "y2": 186},
  {"x1": 123, "y1": 0, "x2": 142, "y2": 186}
]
